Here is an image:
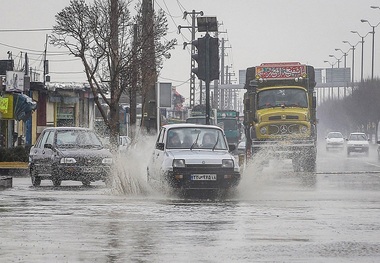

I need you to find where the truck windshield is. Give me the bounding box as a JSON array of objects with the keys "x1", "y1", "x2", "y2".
[{"x1": 258, "y1": 88, "x2": 308, "y2": 109}]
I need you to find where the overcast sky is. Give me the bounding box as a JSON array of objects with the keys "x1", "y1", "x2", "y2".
[{"x1": 1, "y1": 0, "x2": 379, "y2": 103}]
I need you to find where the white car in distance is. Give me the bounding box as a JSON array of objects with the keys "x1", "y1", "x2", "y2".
[
  {"x1": 325, "y1": 131, "x2": 345, "y2": 151},
  {"x1": 346, "y1": 132, "x2": 370, "y2": 156}
]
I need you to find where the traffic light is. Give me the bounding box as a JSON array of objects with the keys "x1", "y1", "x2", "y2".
[
  {"x1": 209, "y1": 36, "x2": 219, "y2": 81},
  {"x1": 192, "y1": 37, "x2": 206, "y2": 81}
]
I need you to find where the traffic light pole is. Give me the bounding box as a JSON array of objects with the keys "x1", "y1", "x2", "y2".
[{"x1": 205, "y1": 33, "x2": 211, "y2": 125}]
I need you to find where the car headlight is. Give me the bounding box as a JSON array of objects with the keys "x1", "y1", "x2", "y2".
[
  {"x1": 222, "y1": 159, "x2": 234, "y2": 168},
  {"x1": 102, "y1": 158, "x2": 113, "y2": 164},
  {"x1": 60, "y1": 157, "x2": 76, "y2": 164},
  {"x1": 260, "y1": 127, "x2": 267, "y2": 135},
  {"x1": 300, "y1": 125, "x2": 308, "y2": 134},
  {"x1": 173, "y1": 159, "x2": 185, "y2": 167}
]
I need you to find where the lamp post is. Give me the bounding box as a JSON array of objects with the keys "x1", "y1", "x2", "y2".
[
  {"x1": 329, "y1": 54, "x2": 344, "y2": 98},
  {"x1": 335, "y1": 48, "x2": 349, "y2": 68},
  {"x1": 335, "y1": 48, "x2": 350, "y2": 97},
  {"x1": 342, "y1": 40, "x2": 361, "y2": 86},
  {"x1": 361, "y1": 18, "x2": 380, "y2": 80},
  {"x1": 324, "y1": 60, "x2": 336, "y2": 100},
  {"x1": 351, "y1": 31, "x2": 370, "y2": 82},
  {"x1": 329, "y1": 54, "x2": 342, "y2": 68}
]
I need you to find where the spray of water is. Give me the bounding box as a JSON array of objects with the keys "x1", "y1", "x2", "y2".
[{"x1": 107, "y1": 126, "x2": 158, "y2": 196}]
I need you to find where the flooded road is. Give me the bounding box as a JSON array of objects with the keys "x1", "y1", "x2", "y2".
[{"x1": 1, "y1": 146, "x2": 380, "y2": 262}]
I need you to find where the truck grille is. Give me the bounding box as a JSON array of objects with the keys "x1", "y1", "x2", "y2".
[
  {"x1": 269, "y1": 115, "x2": 299, "y2": 120},
  {"x1": 268, "y1": 124, "x2": 300, "y2": 135}
]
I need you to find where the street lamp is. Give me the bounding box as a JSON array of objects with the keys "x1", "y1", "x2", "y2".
[
  {"x1": 335, "y1": 48, "x2": 349, "y2": 68},
  {"x1": 361, "y1": 19, "x2": 380, "y2": 80},
  {"x1": 329, "y1": 54, "x2": 342, "y2": 68},
  {"x1": 342, "y1": 40, "x2": 361, "y2": 85},
  {"x1": 324, "y1": 60, "x2": 336, "y2": 100},
  {"x1": 351, "y1": 31, "x2": 370, "y2": 82}
]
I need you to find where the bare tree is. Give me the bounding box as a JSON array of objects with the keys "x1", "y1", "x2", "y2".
[{"x1": 50, "y1": 0, "x2": 176, "y2": 149}]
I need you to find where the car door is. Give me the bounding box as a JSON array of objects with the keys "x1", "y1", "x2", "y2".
[
  {"x1": 151, "y1": 127, "x2": 166, "y2": 180},
  {"x1": 35, "y1": 130, "x2": 55, "y2": 175}
]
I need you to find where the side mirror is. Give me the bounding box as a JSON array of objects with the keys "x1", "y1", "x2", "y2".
[
  {"x1": 156, "y1": 142, "x2": 164, "y2": 151},
  {"x1": 228, "y1": 144, "x2": 236, "y2": 152},
  {"x1": 44, "y1": 143, "x2": 53, "y2": 149}
]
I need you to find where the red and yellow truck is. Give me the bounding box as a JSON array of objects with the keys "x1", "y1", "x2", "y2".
[{"x1": 243, "y1": 62, "x2": 317, "y2": 172}]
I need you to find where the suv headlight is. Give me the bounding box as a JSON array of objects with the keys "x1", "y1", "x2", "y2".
[
  {"x1": 173, "y1": 159, "x2": 185, "y2": 167},
  {"x1": 60, "y1": 157, "x2": 76, "y2": 164},
  {"x1": 102, "y1": 158, "x2": 113, "y2": 164},
  {"x1": 222, "y1": 159, "x2": 234, "y2": 168}
]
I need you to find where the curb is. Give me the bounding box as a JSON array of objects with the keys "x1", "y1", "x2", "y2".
[{"x1": 0, "y1": 162, "x2": 29, "y2": 177}]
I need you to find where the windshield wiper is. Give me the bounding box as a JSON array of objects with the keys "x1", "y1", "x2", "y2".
[
  {"x1": 190, "y1": 132, "x2": 200, "y2": 150},
  {"x1": 212, "y1": 133, "x2": 220, "y2": 151}
]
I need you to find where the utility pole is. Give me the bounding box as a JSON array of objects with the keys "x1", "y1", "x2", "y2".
[
  {"x1": 178, "y1": 10, "x2": 203, "y2": 108},
  {"x1": 129, "y1": 24, "x2": 138, "y2": 137},
  {"x1": 219, "y1": 37, "x2": 230, "y2": 110},
  {"x1": 141, "y1": 0, "x2": 157, "y2": 133}
]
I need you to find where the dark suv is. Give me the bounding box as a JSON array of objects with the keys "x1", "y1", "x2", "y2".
[{"x1": 28, "y1": 127, "x2": 113, "y2": 186}]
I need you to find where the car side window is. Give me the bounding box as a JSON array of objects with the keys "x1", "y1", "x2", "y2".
[
  {"x1": 157, "y1": 128, "x2": 165, "y2": 144},
  {"x1": 39, "y1": 131, "x2": 52, "y2": 148},
  {"x1": 45, "y1": 131, "x2": 54, "y2": 145}
]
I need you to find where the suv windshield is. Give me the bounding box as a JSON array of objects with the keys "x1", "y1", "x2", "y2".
[{"x1": 166, "y1": 127, "x2": 227, "y2": 150}]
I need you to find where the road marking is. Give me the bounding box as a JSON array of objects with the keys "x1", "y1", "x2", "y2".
[
  {"x1": 365, "y1": 161, "x2": 380, "y2": 168},
  {"x1": 315, "y1": 171, "x2": 380, "y2": 175}
]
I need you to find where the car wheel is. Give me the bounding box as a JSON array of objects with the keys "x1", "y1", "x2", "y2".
[
  {"x1": 30, "y1": 166, "x2": 41, "y2": 187},
  {"x1": 52, "y1": 178, "x2": 62, "y2": 187}
]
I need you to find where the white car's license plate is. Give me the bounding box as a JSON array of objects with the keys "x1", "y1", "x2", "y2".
[
  {"x1": 191, "y1": 174, "x2": 217, "y2": 181},
  {"x1": 354, "y1": 147, "x2": 362, "y2": 150},
  {"x1": 83, "y1": 167, "x2": 98, "y2": 173}
]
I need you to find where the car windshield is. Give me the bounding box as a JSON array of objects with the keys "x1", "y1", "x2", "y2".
[
  {"x1": 327, "y1": 132, "x2": 343, "y2": 139},
  {"x1": 258, "y1": 88, "x2": 308, "y2": 109},
  {"x1": 166, "y1": 127, "x2": 227, "y2": 150},
  {"x1": 56, "y1": 130, "x2": 103, "y2": 148},
  {"x1": 349, "y1": 134, "x2": 367, "y2": 141}
]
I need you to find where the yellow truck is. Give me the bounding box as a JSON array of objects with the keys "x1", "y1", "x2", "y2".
[{"x1": 243, "y1": 62, "x2": 317, "y2": 172}]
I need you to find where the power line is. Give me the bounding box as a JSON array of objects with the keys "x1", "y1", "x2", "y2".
[{"x1": 0, "y1": 28, "x2": 52, "y2": 32}]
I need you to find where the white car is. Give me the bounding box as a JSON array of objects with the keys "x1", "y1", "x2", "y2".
[
  {"x1": 325, "y1": 131, "x2": 345, "y2": 151},
  {"x1": 147, "y1": 124, "x2": 241, "y2": 195},
  {"x1": 346, "y1": 132, "x2": 370, "y2": 156}
]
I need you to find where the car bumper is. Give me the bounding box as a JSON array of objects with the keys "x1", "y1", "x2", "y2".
[
  {"x1": 347, "y1": 146, "x2": 369, "y2": 152},
  {"x1": 54, "y1": 165, "x2": 111, "y2": 181},
  {"x1": 166, "y1": 168, "x2": 241, "y2": 190},
  {"x1": 326, "y1": 143, "x2": 344, "y2": 149}
]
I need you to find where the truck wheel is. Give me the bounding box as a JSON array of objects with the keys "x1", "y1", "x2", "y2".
[
  {"x1": 303, "y1": 151, "x2": 316, "y2": 172},
  {"x1": 292, "y1": 157, "x2": 301, "y2": 172}
]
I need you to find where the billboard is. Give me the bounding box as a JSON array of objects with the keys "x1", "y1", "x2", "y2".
[
  {"x1": 326, "y1": 68, "x2": 350, "y2": 83},
  {"x1": 6, "y1": 71, "x2": 24, "y2": 92}
]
